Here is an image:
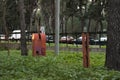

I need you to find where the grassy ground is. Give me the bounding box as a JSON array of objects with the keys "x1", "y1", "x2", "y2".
[
  {"x1": 46, "y1": 43, "x2": 106, "y2": 48},
  {"x1": 0, "y1": 50, "x2": 120, "y2": 80},
  {"x1": 0, "y1": 41, "x2": 106, "y2": 49}
]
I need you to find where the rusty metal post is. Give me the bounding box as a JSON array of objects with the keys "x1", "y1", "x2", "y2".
[{"x1": 82, "y1": 33, "x2": 90, "y2": 68}]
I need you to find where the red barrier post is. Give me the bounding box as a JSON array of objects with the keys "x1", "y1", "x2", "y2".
[{"x1": 32, "y1": 33, "x2": 46, "y2": 56}]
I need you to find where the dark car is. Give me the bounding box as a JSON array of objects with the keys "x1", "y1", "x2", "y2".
[
  {"x1": 73, "y1": 36, "x2": 82, "y2": 45},
  {"x1": 74, "y1": 36, "x2": 95, "y2": 45},
  {"x1": 46, "y1": 35, "x2": 54, "y2": 43}
]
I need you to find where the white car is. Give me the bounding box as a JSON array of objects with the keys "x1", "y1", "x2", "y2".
[
  {"x1": 100, "y1": 37, "x2": 107, "y2": 41},
  {"x1": 9, "y1": 30, "x2": 21, "y2": 39},
  {"x1": 60, "y1": 36, "x2": 74, "y2": 43},
  {"x1": 9, "y1": 30, "x2": 28, "y2": 40},
  {"x1": 0, "y1": 34, "x2": 5, "y2": 39}
]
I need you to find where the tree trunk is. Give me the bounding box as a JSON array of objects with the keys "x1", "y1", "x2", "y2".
[
  {"x1": 105, "y1": 0, "x2": 120, "y2": 70},
  {"x1": 3, "y1": 0, "x2": 10, "y2": 55},
  {"x1": 87, "y1": 18, "x2": 91, "y2": 32},
  {"x1": 51, "y1": 0, "x2": 55, "y2": 33},
  {"x1": 19, "y1": 0, "x2": 28, "y2": 56},
  {"x1": 81, "y1": 18, "x2": 85, "y2": 32},
  {"x1": 71, "y1": 15, "x2": 74, "y2": 33},
  {"x1": 29, "y1": 0, "x2": 36, "y2": 32}
]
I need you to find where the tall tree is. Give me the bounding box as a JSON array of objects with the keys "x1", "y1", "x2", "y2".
[
  {"x1": 19, "y1": 0, "x2": 28, "y2": 56},
  {"x1": 105, "y1": 0, "x2": 120, "y2": 70},
  {"x1": 0, "y1": 0, "x2": 18, "y2": 33},
  {"x1": 2, "y1": 0, "x2": 10, "y2": 55},
  {"x1": 25, "y1": 0, "x2": 37, "y2": 31}
]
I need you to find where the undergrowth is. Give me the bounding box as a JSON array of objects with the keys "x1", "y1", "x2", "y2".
[{"x1": 0, "y1": 50, "x2": 120, "y2": 80}]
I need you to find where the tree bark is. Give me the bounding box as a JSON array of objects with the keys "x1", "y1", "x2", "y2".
[
  {"x1": 19, "y1": 0, "x2": 28, "y2": 56},
  {"x1": 105, "y1": 0, "x2": 120, "y2": 70},
  {"x1": 51, "y1": 0, "x2": 55, "y2": 33},
  {"x1": 71, "y1": 15, "x2": 74, "y2": 33},
  {"x1": 3, "y1": 0, "x2": 10, "y2": 55}
]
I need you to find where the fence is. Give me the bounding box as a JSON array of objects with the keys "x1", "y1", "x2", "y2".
[
  {"x1": 0, "y1": 31, "x2": 107, "y2": 51},
  {"x1": 0, "y1": 31, "x2": 107, "y2": 43}
]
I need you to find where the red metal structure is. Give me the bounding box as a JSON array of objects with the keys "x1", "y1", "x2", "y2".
[
  {"x1": 32, "y1": 33, "x2": 46, "y2": 56},
  {"x1": 82, "y1": 33, "x2": 90, "y2": 68}
]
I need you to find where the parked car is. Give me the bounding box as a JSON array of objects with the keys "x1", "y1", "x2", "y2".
[
  {"x1": 60, "y1": 36, "x2": 74, "y2": 44},
  {"x1": 9, "y1": 30, "x2": 28, "y2": 41},
  {"x1": 74, "y1": 36, "x2": 95, "y2": 45},
  {"x1": 100, "y1": 37, "x2": 107, "y2": 41},
  {"x1": 46, "y1": 35, "x2": 54, "y2": 43},
  {"x1": 74, "y1": 37, "x2": 82, "y2": 44},
  {"x1": 96, "y1": 37, "x2": 107, "y2": 45},
  {"x1": 0, "y1": 34, "x2": 5, "y2": 40},
  {"x1": 9, "y1": 30, "x2": 21, "y2": 40},
  {"x1": 91, "y1": 37, "x2": 107, "y2": 45}
]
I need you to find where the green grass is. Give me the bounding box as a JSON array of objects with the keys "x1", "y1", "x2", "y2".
[
  {"x1": 47, "y1": 43, "x2": 106, "y2": 48},
  {"x1": 1, "y1": 41, "x2": 106, "y2": 49},
  {"x1": 0, "y1": 50, "x2": 120, "y2": 80}
]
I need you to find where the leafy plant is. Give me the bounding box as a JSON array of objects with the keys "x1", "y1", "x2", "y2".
[{"x1": 0, "y1": 50, "x2": 120, "y2": 80}]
